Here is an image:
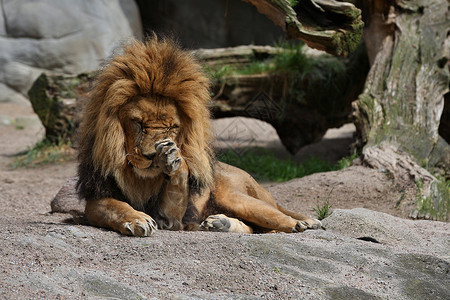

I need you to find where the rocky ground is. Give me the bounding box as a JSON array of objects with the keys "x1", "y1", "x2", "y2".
[{"x1": 0, "y1": 101, "x2": 448, "y2": 299}]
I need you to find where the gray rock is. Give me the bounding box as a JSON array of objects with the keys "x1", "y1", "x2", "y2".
[
  {"x1": 0, "y1": 0, "x2": 142, "y2": 104},
  {"x1": 51, "y1": 176, "x2": 85, "y2": 215},
  {"x1": 46, "y1": 181, "x2": 450, "y2": 299},
  {"x1": 1, "y1": 205, "x2": 449, "y2": 299}
]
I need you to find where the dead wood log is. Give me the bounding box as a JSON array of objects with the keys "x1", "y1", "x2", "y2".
[
  {"x1": 28, "y1": 45, "x2": 369, "y2": 153},
  {"x1": 27, "y1": 73, "x2": 94, "y2": 144},
  {"x1": 210, "y1": 44, "x2": 368, "y2": 153},
  {"x1": 242, "y1": 0, "x2": 364, "y2": 56}
]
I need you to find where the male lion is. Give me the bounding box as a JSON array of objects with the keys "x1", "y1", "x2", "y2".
[{"x1": 77, "y1": 36, "x2": 322, "y2": 236}]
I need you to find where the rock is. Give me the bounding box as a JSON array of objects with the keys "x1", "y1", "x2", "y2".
[
  {"x1": 1, "y1": 207, "x2": 448, "y2": 299},
  {"x1": 2, "y1": 137, "x2": 449, "y2": 298},
  {"x1": 0, "y1": 0, "x2": 142, "y2": 104},
  {"x1": 51, "y1": 177, "x2": 85, "y2": 215},
  {"x1": 322, "y1": 208, "x2": 444, "y2": 248},
  {"x1": 267, "y1": 165, "x2": 418, "y2": 220}
]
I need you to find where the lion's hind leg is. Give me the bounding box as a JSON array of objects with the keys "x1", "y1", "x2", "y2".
[
  {"x1": 277, "y1": 205, "x2": 323, "y2": 230},
  {"x1": 214, "y1": 191, "x2": 324, "y2": 233},
  {"x1": 200, "y1": 214, "x2": 253, "y2": 233}
]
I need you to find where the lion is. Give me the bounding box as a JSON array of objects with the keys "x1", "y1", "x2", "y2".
[{"x1": 76, "y1": 36, "x2": 322, "y2": 236}]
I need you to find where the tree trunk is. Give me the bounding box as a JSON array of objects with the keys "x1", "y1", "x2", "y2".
[
  {"x1": 243, "y1": 0, "x2": 364, "y2": 56},
  {"x1": 244, "y1": 0, "x2": 449, "y2": 219},
  {"x1": 27, "y1": 73, "x2": 94, "y2": 143},
  {"x1": 354, "y1": 0, "x2": 449, "y2": 219}
]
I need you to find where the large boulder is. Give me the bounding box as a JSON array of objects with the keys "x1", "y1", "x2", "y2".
[
  {"x1": 0, "y1": 0, "x2": 142, "y2": 105},
  {"x1": 4, "y1": 207, "x2": 448, "y2": 299}
]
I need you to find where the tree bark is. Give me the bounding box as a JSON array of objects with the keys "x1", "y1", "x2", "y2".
[
  {"x1": 243, "y1": 0, "x2": 364, "y2": 56},
  {"x1": 27, "y1": 73, "x2": 94, "y2": 144},
  {"x1": 354, "y1": 0, "x2": 449, "y2": 219}
]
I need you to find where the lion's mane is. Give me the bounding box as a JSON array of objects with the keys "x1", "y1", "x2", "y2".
[{"x1": 77, "y1": 36, "x2": 214, "y2": 203}]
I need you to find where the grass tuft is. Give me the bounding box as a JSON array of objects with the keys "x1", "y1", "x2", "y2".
[
  {"x1": 313, "y1": 188, "x2": 334, "y2": 220},
  {"x1": 10, "y1": 138, "x2": 74, "y2": 168},
  {"x1": 337, "y1": 150, "x2": 359, "y2": 169},
  {"x1": 205, "y1": 41, "x2": 312, "y2": 80}
]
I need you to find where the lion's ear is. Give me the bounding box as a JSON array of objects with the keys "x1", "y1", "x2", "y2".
[{"x1": 92, "y1": 112, "x2": 126, "y2": 176}]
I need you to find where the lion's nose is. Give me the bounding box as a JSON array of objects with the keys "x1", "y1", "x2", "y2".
[{"x1": 143, "y1": 152, "x2": 156, "y2": 161}]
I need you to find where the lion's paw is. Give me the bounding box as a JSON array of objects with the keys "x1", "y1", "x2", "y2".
[
  {"x1": 292, "y1": 219, "x2": 323, "y2": 233},
  {"x1": 200, "y1": 214, "x2": 231, "y2": 232},
  {"x1": 155, "y1": 139, "x2": 183, "y2": 175},
  {"x1": 120, "y1": 212, "x2": 157, "y2": 237}
]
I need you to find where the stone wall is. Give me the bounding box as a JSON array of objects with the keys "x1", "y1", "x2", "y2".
[
  {"x1": 0, "y1": 0, "x2": 286, "y2": 106},
  {"x1": 0, "y1": 0, "x2": 142, "y2": 104}
]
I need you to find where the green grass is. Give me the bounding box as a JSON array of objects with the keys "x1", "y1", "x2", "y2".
[
  {"x1": 313, "y1": 188, "x2": 334, "y2": 220},
  {"x1": 205, "y1": 59, "x2": 273, "y2": 82},
  {"x1": 218, "y1": 148, "x2": 358, "y2": 182},
  {"x1": 288, "y1": 0, "x2": 299, "y2": 7},
  {"x1": 205, "y1": 40, "x2": 347, "y2": 106},
  {"x1": 271, "y1": 41, "x2": 309, "y2": 74},
  {"x1": 337, "y1": 150, "x2": 359, "y2": 169},
  {"x1": 205, "y1": 41, "x2": 310, "y2": 81},
  {"x1": 11, "y1": 138, "x2": 74, "y2": 168}
]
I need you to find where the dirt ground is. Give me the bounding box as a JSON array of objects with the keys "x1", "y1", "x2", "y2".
[{"x1": 1, "y1": 101, "x2": 448, "y2": 299}]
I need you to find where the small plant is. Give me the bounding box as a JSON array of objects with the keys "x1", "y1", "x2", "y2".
[
  {"x1": 313, "y1": 188, "x2": 334, "y2": 220},
  {"x1": 11, "y1": 138, "x2": 74, "y2": 168},
  {"x1": 271, "y1": 41, "x2": 309, "y2": 74},
  {"x1": 337, "y1": 150, "x2": 359, "y2": 169}
]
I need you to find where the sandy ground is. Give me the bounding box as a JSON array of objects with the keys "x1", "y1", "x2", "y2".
[{"x1": 0, "y1": 101, "x2": 448, "y2": 299}]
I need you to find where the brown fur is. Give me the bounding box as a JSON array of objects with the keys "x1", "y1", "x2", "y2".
[{"x1": 77, "y1": 36, "x2": 321, "y2": 236}]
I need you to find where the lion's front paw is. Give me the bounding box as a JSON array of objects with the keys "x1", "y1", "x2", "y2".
[
  {"x1": 120, "y1": 211, "x2": 158, "y2": 237},
  {"x1": 200, "y1": 214, "x2": 231, "y2": 232},
  {"x1": 155, "y1": 139, "x2": 183, "y2": 175},
  {"x1": 293, "y1": 219, "x2": 323, "y2": 233}
]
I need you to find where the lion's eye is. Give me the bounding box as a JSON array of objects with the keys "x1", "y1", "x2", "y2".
[{"x1": 135, "y1": 121, "x2": 144, "y2": 133}]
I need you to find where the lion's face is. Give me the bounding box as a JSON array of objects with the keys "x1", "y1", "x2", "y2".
[
  {"x1": 78, "y1": 38, "x2": 215, "y2": 201},
  {"x1": 119, "y1": 96, "x2": 181, "y2": 178}
]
